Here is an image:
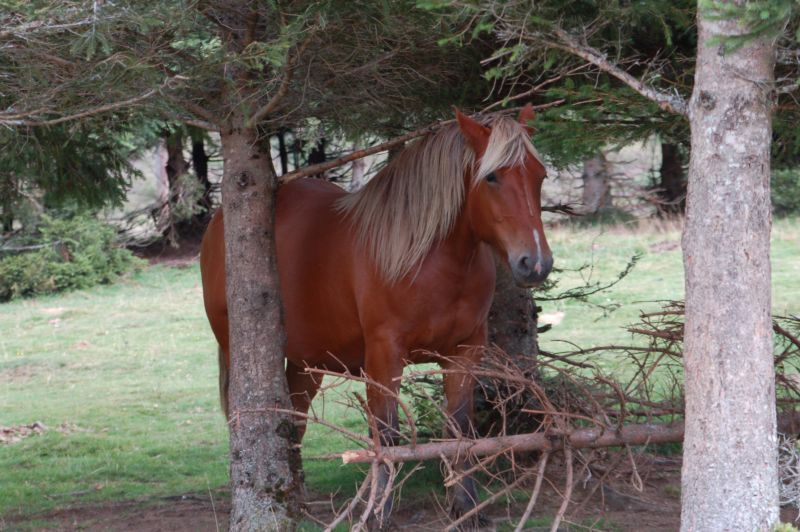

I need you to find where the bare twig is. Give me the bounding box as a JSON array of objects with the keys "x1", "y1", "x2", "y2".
[
  {"x1": 324, "y1": 467, "x2": 373, "y2": 532},
  {"x1": 550, "y1": 448, "x2": 574, "y2": 532},
  {"x1": 514, "y1": 451, "x2": 550, "y2": 532}
]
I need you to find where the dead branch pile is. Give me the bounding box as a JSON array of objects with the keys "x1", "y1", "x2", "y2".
[{"x1": 288, "y1": 304, "x2": 800, "y2": 529}]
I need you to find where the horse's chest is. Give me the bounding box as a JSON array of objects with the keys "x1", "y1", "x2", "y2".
[
  {"x1": 429, "y1": 295, "x2": 486, "y2": 341},
  {"x1": 405, "y1": 270, "x2": 494, "y2": 351}
]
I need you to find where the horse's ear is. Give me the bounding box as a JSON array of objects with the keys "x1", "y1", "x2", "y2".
[
  {"x1": 455, "y1": 108, "x2": 490, "y2": 153},
  {"x1": 518, "y1": 103, "x2": 536, "y2": 135}
]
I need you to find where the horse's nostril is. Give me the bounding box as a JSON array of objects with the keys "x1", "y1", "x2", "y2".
[{"x1": 518, "y1": 255, "x2": 532, "y2": 272}]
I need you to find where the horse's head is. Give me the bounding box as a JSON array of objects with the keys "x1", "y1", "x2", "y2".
[{"x1": 457, "y1": 105, "x2": 553, "y2": 287}]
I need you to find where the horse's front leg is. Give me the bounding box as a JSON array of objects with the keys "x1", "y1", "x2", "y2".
[
  {"x1": 443, "y1": 325, "x2": 488, "y2": 528},
  {"x1": 286, "y1": 361, "x2": 322, "y2": 443},
  {"x1": 363, "y1": 335, "x2": 405, "y2": 530}
]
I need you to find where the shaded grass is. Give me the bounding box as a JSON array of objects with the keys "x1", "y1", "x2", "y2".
[{"x1": 1, "y1": 218, "x2": 798, "y2": 521}]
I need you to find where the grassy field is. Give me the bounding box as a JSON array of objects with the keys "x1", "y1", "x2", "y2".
[{"x1": 0, "y1": 218, "x2": 797, "y2": 524}]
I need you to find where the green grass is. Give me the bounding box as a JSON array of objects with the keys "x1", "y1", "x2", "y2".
[
  {"x1": 537, "y1": 217, "x2": 800, "y2": 354},
  {"x1": 0, "y1": 266, "x2": 229, "y2": 517},
  {"x1": 1, "y1": 219, "x2": 798, "y2": 521}
]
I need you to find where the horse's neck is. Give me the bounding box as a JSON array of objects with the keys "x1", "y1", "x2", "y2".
[{"x1": 439, "y1": 199, "x2": 482, "y2": 265}]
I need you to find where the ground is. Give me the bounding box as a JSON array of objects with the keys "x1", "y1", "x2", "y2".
[
  {"x1": 17, "y1": 457, "x2": 800, "y2": 531},
  {"x1": 6, "y1": 461, "x2": 685, "y2": 531}
]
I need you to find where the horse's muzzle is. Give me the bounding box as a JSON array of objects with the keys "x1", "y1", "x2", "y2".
[{"x1": 510, "y1": 253, "x2": 553, "y2": 287}]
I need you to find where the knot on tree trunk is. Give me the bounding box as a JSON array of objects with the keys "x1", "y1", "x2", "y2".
[{"x1": 236, "y1": 170, "x2": 255, "y2": 189}]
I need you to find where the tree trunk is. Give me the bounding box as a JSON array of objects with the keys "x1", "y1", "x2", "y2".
[
  {"x1": 681, "y1": 4, "x2": 777, "y2": 530},
  {"x1": 152, "y1": 138, "x2": 171, "y2": 234},
  {"x1": 0, "y1": 179, "x2": 14, "y2": 232},
  {"x1": 488, "y1": 258, "x2": 538, "y2": 367},
  {"x1": 657, "y1": 142, "x2": 686, "y2": 214},
  {"x1": 350, "y1": 142, "x2": 368, "y2": 191},
  {"x1": 580, "y1": 153, "x2": 612, "y2": 214},
  {"x1": 308, "y1": 139, "x2": 327, "y2": 179},
  {"x1": 220, "y1": 115, "x2": 302, "y2": 531},
  {"x1": 164, "y1": 129, "x2": 190, "y2": 246},
  {"x1": 277, "y1": 128, "x2": 289, "y2": 175},
  {"x1": 0, "y1": 212, "x2": 11, "y2": 233},
  {"x1": 189, "y1": 126, "x2": 212, "y2": 216},
  {"x1": 291, "y1": 137, "x2": 302, "y2": 171}
]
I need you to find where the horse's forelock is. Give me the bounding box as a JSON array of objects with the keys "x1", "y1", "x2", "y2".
[{"x1": 474, "y1": 116, "x2": 542, "y2": 184}]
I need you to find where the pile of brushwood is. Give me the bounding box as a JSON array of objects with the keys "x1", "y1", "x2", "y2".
[{"x1": 292, "y1": 296, "x2": 800, "y2": 529}]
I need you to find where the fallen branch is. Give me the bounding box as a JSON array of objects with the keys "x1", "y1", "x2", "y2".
[{"x1": 341, "y1": 411, "x2": 800, "y2": 464}]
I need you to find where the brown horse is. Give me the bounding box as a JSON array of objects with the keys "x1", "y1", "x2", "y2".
[{"x1": 200, "y1": 106, "x2": 553, "y2": 525}]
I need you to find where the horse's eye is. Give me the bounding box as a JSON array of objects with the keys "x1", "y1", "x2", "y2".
[{"x1": 486, "y1": 172, "x2": 498, "y2": 184}]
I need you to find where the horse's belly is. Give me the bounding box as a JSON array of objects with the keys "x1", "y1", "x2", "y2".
[{"x1": 286, "y1": 313, "x2": 364, "y2": 371}]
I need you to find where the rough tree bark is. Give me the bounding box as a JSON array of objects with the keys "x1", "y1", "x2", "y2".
[
  {"x1": 220, "y1": 111, "x2": 303, "y2": 530},
  {"x1": 681, "y1": 4, "x2": 778, "y2": 530}
]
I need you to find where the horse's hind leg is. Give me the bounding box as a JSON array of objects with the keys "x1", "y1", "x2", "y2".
[
  {"x1": 286, "y1": 361, "x2": 322, "y2": 442},
  {"x1": 442, "y1": 330, "x2": 489, "y2": 528}
]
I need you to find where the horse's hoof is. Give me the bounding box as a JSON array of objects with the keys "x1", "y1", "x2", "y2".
[
  {"x1": 449, "y1": 504, "x2": 493, "y2": 531},
  {"x1": 366, "y1": 514, "x2": 396, "y2": 532}
]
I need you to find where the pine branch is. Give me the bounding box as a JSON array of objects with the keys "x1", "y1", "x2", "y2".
[
  {"x1": 279, "y1": 100, "x2": 565, "y2": 182},
  {"x1": 339, "y1": 411, "x2": 800, "y2": 464},
  {"x1": 0, "y1": 88, "x2": 160, "y2": 126},
  {"x1": 246, "y1": 24, "x2": 316, "y2": 128},
  {"x1": 545, "y1": 28, "x2": 689, "y2": 117}
]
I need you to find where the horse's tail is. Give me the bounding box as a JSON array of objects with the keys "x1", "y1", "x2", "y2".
[{"x1": 218, "y1": 345, "x2": 230, "y2": 418}]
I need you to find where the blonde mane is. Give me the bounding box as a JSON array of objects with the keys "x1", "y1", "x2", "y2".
[{"x1": 336, "y1": 115, "x2": 541, "y2": 283}]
